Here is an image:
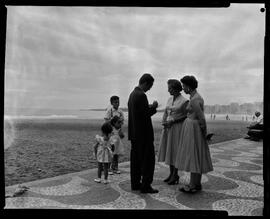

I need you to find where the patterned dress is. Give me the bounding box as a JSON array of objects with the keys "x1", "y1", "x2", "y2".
[
  {"x1": 158, "y1": 94, "x2": 188, "y2": 165},
  {"x1": 174, "y1": 91, "x2": 213, "y2": 173},
  {"x1": 110, "y1": 127, "x2": 125, "y2": 155},
  {"x1": 94, "y1": 135, "x2": 113, "y2": 163}
]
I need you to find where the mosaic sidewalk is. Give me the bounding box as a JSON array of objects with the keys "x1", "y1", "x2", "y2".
[{"x1": 5, "y1": 138, "x2": 263, "y2": 215}]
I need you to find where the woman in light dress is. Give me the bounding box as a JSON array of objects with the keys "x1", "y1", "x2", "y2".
[
  {"x1": 175, "y1": 75, "x2": 213, "y2": 193},
  {"x1": 158, "y1": 79, "x2": 189, "y2": 185}
]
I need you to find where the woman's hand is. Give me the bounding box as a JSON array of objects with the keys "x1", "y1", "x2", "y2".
[
  {"x1": 162, "y1": 120, "x2": 173, "y2": 128},
  {"x1": 201, "y1": 128, "x2": 207, "y2": 139}
]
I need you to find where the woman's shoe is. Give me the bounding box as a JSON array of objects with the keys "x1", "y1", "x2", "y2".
[
  {"x1": 163, "y1": 174, "x2": 172, "y2": 182},
  {"x1": 179, "y1": 185, "x2": 200, "y2": 194},
  {"x1": 167, "y1": 175, "x2": 179, "y2": 185}
]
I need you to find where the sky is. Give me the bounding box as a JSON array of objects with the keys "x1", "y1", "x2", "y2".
[{"x1": 4, "y1": 4, "x2": 265, "y2": 111}]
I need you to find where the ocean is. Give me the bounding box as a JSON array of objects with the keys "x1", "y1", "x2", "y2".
[{"x1": 4, "y1": 107, "x2": 255, "y2": 122}]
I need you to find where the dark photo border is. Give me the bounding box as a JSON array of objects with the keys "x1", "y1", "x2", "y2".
[{"x1": 1, "y1": 0, "x2": 268, "y2": 217}]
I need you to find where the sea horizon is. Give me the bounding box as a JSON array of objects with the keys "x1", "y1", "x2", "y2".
[{"x1": 4, "y1": 107, "x2": 256, "y2": 122}]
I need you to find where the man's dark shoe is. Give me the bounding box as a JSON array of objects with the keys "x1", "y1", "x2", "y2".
[
  {"x1": 131, "y1": 183, "x2": 142, "y2": 191},
  {"x1": 140, "y1": 186, "x2": 159, "y2": 194}
]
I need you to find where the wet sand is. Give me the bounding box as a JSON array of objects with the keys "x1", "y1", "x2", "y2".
[{"x1": 4, "y1": 118, "x2": 249, "y2": 186}]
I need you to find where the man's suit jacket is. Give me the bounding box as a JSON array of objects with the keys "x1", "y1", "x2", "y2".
[{"x1": 128, "y1": 86, "x2": 157, "y2": 143}]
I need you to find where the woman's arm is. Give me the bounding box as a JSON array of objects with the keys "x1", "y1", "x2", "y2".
[
  {"x1": 168, "y1": 100, "x2": 189, "y2": 126},
  {"x1": 162, "y1": 108, "x2": 168, "y2": 125},
  {"x1": 191, "y1": 98, "x2": 207, "y2": 137}
]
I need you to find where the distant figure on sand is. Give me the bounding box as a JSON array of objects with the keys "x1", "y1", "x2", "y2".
[
  {"x1": 175, "y1": 75, "x2": 213, "y2": 194},
  {"x1": 128, "y1": 73, "x2": 159, "y2": 194},
  {"x1": 158, "y1": 79, "x2": 189, "y2": 185},
  {"x1": 93, "y1": 122, "x2": 114, "y2": 184},
  {"x1": 109, "y1": 116, "x2": 125, "y2": 174}
]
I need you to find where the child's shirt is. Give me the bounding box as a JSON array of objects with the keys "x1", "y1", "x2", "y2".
[
  {"x1": 104, "y1": 106, "x2": 124, "y2": 124},
  {"x1": 94, "y1": 135, "x2": 113, "y2": 163},
  {"x1": 110, "y1": 127, "x2": 124, "y2": 155}
]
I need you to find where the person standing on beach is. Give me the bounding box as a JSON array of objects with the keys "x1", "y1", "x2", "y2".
[
  {"x1": 104, "y1": 95, "x2": 124, "y2": 126},
  {"x1": 158, "y1": 79, "x2": 188, "y2": 185},
  {"x1": 104, "y1": 95, "x2": 125, "y2": 174},
  {"x1": 128, "y1": 73, "x2": 159, "y2": 193},
  {"x1": 110, "y1": 115, "x2": 125, "y2": 174},
  {"x1": 93, "y1": 122, "x2": 114, "y2": 184},
  {"x1": 175, "y1": 75, "x2": 213, "y2": 193}
]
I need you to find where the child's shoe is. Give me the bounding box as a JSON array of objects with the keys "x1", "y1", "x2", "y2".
[
  {"x1": 108, "y1": 170, "x2": 114, "y2": 175},
  {"x1": 103, "y1": 179, "x2": 110, "y2": 184},
  {"x1": 113, "y1": 169, "x2": 121, "y2": 174},
  {"x1": 94, "y1": 178, "x2": 101, "y2": 183}
]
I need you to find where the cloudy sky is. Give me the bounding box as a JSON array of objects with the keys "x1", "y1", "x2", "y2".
[{"x1": 4, "y1": 4, "x2": 265, "y2": 111}]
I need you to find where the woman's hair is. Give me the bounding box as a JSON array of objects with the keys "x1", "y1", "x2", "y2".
[
  {"x1": 101, "y1": 122, "x2": 113, "y2": 135},
  {"x1": 110, "y1": 115, "x2": 120, "y2": 127},
  {"x1": 139, "y1": 73, "x2": 154, "y2": 85},
  {"x1": 167, "y1": 79, "x2": 182, "y2": 92},
  {"x1": 180, "y1": 75, "x2": 198, "y2": 90},
  {"x1": 110, "y1": 95, "x2": 119, "y2": 104}
]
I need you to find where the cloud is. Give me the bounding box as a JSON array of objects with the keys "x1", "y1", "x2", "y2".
[{"x1": 4, "y1": 5, "x2": 264, "y2": 110}]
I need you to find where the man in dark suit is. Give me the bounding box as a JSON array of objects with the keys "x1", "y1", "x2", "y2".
[{"x1": 128, "y1": 73, "x2": 159, "y2": 193}]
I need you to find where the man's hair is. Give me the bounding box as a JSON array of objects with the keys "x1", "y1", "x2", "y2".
[
  {"x1": 110, "y1": 115, "x2": 120, "y2": 126},
  {"x1": 180, "y1": 75, "x2": 198, "y2": 90},
  {"x1": 167, "y1": 79, "x2": 182, "y2": 92},
  {"x1": 110, "y1": 95, "x2": 119, "y2": 104},
  {"x1": 101, "y1": 122, "x2": 113, "y2": 135},
  {"x1": 139, "y1": 73, "x2": 154, "y2": 85}
]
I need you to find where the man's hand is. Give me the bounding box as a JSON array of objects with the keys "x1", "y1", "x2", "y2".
[
  {"x1": 162, "y1": 120, "x2": 173, "y2": 129},
  {"x1": 152, "y1": 101, "x2": 158, "y2": 109}
]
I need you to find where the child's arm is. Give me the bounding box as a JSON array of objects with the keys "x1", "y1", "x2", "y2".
[
  {"x1": 119, "y1": 110, "x2": 124, "y2": 125},
  {"x1": 104, "y1": 107, "x2": 112, "y2": 122},
  {"x1": 111, "y1": 144, "x2": 115, "y2": 152},
  {"x1": 93, "y1": 142, "x2": 99, "y2": 158},
  {"x1": 118, "y1": 129, "x2": 125, "y2": 139}
]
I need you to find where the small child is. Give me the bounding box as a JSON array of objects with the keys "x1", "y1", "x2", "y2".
[
  {"x1": 104, "y1": 96, "x2": 125, "y2": 175},
  {"x1": 93, "y1": 122, "x2": 114, "y2": 184},
  {"x1": 104, "y1": 95, "x2": 124, "y2": 126},
  {"x1": 109, "y1": 116, "x2": 125, "y2": 174}
]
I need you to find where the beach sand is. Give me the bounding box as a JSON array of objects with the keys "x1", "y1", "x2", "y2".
[{"x1": 4, "y1": 118, "x2": 249, "y2": 186}]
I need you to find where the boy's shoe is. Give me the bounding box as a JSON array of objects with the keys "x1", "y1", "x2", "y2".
[
  {"x1": 103, "y1": 179, "x2": 110, "y2": 184},
  {"x1": 114, "y1": 170, "x2": 121, "y2": 174},
  {"x1": 108, "y1": 170, "x2": 114, "y2": 175},
  {"x1": 94, "y1": 178, "x2": 101, "y2": 183}
]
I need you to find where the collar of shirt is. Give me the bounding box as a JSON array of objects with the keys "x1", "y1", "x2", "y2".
[
  {"x1": 190, "y1": 90, "x2": 197, "y2": 99},
  {"x1": 136, "y1": 86, "x2": 145, "y2": 93}
]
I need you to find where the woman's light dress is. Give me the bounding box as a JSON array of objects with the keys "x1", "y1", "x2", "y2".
[
  {"x1": 158, "y1": 94, "x2": 188, "y2": 165},
  {"x1": 175, "y1": 91, "x2": 213, "y2": 173}
]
